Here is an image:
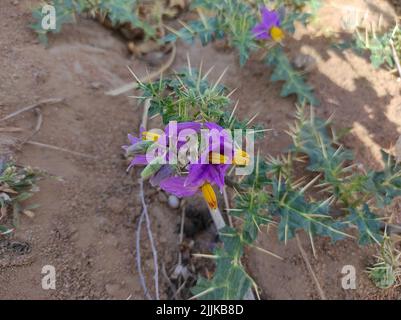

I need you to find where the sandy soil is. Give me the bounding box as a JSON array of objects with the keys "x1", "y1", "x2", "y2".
[{"x1": 0, "y1": 0, "x2": 401, "y2": 299}]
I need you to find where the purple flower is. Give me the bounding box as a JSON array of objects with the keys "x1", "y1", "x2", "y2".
[
  {"x1": 125, "y1": 122, "x2": 202, "y2": 170},
  {"x1": 159, "y1": 122, "x2": 232, "y2": 202},
  {"x1": 123, "y1": 126, "x2": 152, "y2": 169},
  {"x1": 251, "y1": 7, "x2": 284, "y2": 41},
  {"x1": 125, "y1": 121, "x2": 249, "y2": 209}
]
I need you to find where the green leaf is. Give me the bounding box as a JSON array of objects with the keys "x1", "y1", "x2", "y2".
[
  {"x1": 269, "y1": 178, "x2": 348, "y2": 242},
  {"x1": 363, "y1": 151, "x2": 401, "y2": 207},
  {"x1": 191, "y1": 227, "x2": 252, "y2": 300},
  {"x1": 140, "y1": 157, "x2": 164, "y2": 180},
  {"x1": 266, "y1": 46, "x2": 318, "y2": 106},
  {"x1": 347, "y1": 204, "x2": 382, "y2": 245}
]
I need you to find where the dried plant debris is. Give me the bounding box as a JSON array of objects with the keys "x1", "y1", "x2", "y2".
[
  {"x1": 367, "y1": 234, "x2": 401, "y2": 289},
  {"x1": 0, "y1": 159, "x2": 41, "y2": 236},
  {"x1": 163, "y1": 0, "x2": 321, "y2": 105},
  {"x1": 31, "y1": 0, "x2": 188, "y2": 51},
  {"x1": 337, "y1": 18, "x2": 401, "y2": 71}
]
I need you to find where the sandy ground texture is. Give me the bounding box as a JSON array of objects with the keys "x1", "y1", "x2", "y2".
[{"x1": 0, "y1": 0, "x2": 401, "y2": 299}]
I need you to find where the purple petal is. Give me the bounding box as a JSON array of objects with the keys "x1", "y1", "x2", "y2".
[
  {"x1": 204, "y1": 122, "x2": 224, "y2": 132},
  {"x1": 165, "y1": 121, "x2": 201, "y2": 136},
  {"x1": 150, "y1": 165, "x2": 174, "y2": 187},
  {"x1": 206, "y1": 165, "x2": 228, "y2": 192},
  {"x1": 131, "y1": 154, "x2": 149, "y2": 165},
  {"x1": 186, "y1": 164, "x2": 229, "y2": 192},
  {"x1": 185, "y1": 164, "x2": 208, "y2": 188},
  {"x1": 252, "y1": 24, "x2": 270, "y2": 39},
  {"x1": 177, "y1": 122, "x2": 201, "y2": 133},
  {"x1": 160, "y1": 176, "x2": 199, "y2": 197},
  {"x1": 128, "y1": 133, "x2": 140, "y2": 145},
  {"x1": 203, "y1": 123, "x2": 233, "y2": 154},
  {"x1": 261, "y1": 7, "x2": 280, "y2": 27}
]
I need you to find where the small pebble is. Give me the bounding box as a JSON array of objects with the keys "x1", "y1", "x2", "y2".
[{"x1": 168, "y1": 195, "x2": 180, "y2": 209}]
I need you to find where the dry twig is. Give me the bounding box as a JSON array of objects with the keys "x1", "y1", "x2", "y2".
[
  {"x1": 25, "y1": 141, "x2": 97, "y2": 159},
  {"x1": 295, "y1": 233, "x2": 327, "y2": 300},
  {"x1": 106, "y1": 44, "x2": 176, "y2": 96},
  {"x1": 0, "y1": 98, "x2": 65, "y2": 122},
  {"x1": 136, "y1": 99, "x2": 160, "y2": 300},
  {"x1": 18, "y1": 108, "x2": 43, "y2": 148},
  {"x1": 390, "y1": 39, "x2": 401, "y2": 79}
]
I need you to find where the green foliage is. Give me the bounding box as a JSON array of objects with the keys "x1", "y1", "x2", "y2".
[
  {"x1": 31, "y1": 0, "x2": 77, "y2": 45},
  {"x1": 0, "y1": 160, "x2": 41, "y2": 235},
  {"x1": 163, "y1": 0, "x2": 320, "y2": 105},
  {"x1": 338, "y1": 25, "x2": 401, "y2": 70},
  {"x1": 192, "y1": 227, "x2": 252, "y2": 300},
  {"x1": 30, "y1": 0, "x2": 157, "y2": 45},
  {"x1": 269, "y1": 177, "x2": 348, "y2": 242},
  {"x1": 363, "y1": 151, "x2": 401, "y2": 207},
  {"x1": 135, "y1": 70, "x2": 401, "y2": 299},
  {"x1": 367, "y1": 234, "x2": 401, "y2": 289},
  {"x1": 138, "y1": 67, "x2": 262, "y2": 131},
  {"x1": 266, "y1": 46, "x2": 318, "y2": 105},
  {"x1": 288, "y1": 107, "x2": 387, "y2": 245},
  {"x1": 348, "y1": 205, "x2": 382, "y2": 245}
]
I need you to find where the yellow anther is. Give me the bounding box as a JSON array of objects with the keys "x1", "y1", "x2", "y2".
[
  {"x1": 233, "y1": 149, "x2": 250, "y2": 166},
  {"x1": 201, "y1": 183, "x2": 218, "y2": 210},
  {"x1": 209, "y1": 152, "x2": 229, "y2": 164},
  {"x1": 142, "y1": 131, "x2": 160, "y2": 142},
  {"x1": 270, "y1": 26, "x2": 284, "y2": 42}
]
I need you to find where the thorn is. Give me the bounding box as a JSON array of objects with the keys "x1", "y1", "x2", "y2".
[
  {"x1": 202, "y1": 65, "x2": 215, "y2": 80},
  {"x1": 212, "y1": 67, "x2": 228, "y2": 90},
  {"x1": 127, "y1": 66, "x2": 143, "y2": 85}
]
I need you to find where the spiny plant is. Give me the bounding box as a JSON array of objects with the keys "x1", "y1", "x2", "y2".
[
  {"x1": 338, "y1": 20, "x2": 401, "y2": 70},
  {"x1": 136, "y1": 66, "x2": 262, "y2": 130},
  {"x1": 367, "y1": 233, "x2": 401, "y2": 289},
  {"x1": 0, "y1": 159, "x2": 41, "y2": 236},
  {"x1": 30, "y1": 0, "x2": 180, "y2": 45},
  {"x1": 125, "y1": 66, "x2": 401, "y2": 299},
  {"x1": 163, "y1": 0, "x2": 321, "y2": 105}
]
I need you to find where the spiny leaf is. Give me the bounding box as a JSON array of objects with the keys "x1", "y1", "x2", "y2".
[
  {"x1": 363, "y1": 151, "x2": 401, "y2": 207},
  {"x1": 269, "y1": 178, "x2": 348, "y2": 242},
  {"x1": 191, "y1": 227, "x2": 252, "y2": 300},
  {"x1": 266, "y1": 46, "x2": 318, "y2": 106},
  {"x1": 347, "y1": 204, "x2": 382, "y2": 245}
]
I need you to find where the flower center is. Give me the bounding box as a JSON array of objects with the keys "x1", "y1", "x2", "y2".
[
  {"x1": 270, "y1": 26, "x2": 284, "y2": 42},
  {"x1": 234, "y1": 149, "x2": 250, "y2": 166},
  {"x1": 209, "y1": 150, "x2": 250, "y2": 165},
  {"x1": 142, "y1": 131, "x2": 160, "y2": 141}
]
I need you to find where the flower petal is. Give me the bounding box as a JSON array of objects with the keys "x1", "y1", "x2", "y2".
[
  {"x1": 160, "y1": 176, "x2": 199, "y2": 197},
  {"x1": 204, "y1": 122, "x2": 224, "y2": 132},
  {"x1": 165, "y1": 121, "x2": 201, "y2": 136},
  {"x1": 261, "y1": 7, "x2": 280, "y2": 27},
  {"x1": 252, "y1": 23, "x2": 270, "y2": 39},
  {"x1": 131, "y1": 154, "x2": 149, "y2": 165},
  {"x1": 185, "y1": 164, "x2": 209, "y2": 188},
  {"x1": 206, "y1": 164, "x2": 228, "y2": 192},
  {"x1": 150, "y1": 164, "x2": 174, "y2": 187},
  {"x1": 201, "y1": 183, "x2": 218, "y2": 209}
]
